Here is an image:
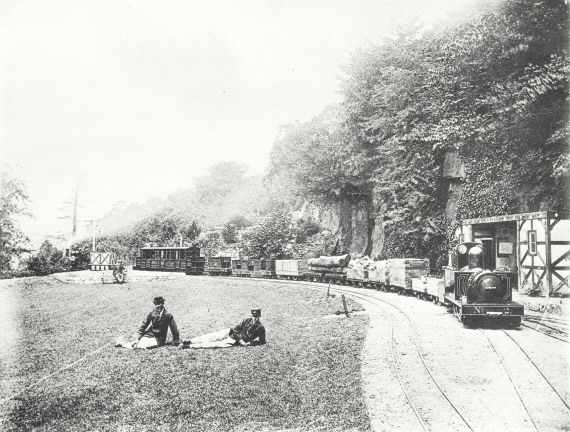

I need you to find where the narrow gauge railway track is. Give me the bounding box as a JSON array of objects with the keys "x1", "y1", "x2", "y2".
[
  {"x1": 389, "y1": 326, "x2": 430, "y2": 432},
  {"x1": 236, "y1": 276, "x2": 569, "y2": 431},
  {"x1": 480, "y1": 327, "x2": 570, "y2": 432},
  {"x1": 522, "y1": 316, "x2": 569, "y2": 343},
  {"x1": 233, "y1": 276, "x2": 475, "y2": 431},
  {"x1": 501, "y1": 330, "x2": 570, "y2": 411},
  {"x1": 481, "y1": 331, "x2": 540, "y2": 432},
  {"x1": 521, "y1": 322, "x2": 568, "y2": 343},
  {"x1": 327, "y1": 286, "x2": 475, "y2": 432}
]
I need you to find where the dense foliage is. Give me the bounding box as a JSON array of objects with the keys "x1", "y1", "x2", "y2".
[
  {"x1": 268, "y1": 0, "x2": 568, "y2": 266},
  {"x1": 240, "y1": 203, "x2": 296, "y2": 258},
  {"x1": 0, "y1": 169, "x2": 30, "y2": 273},
  {"x1": 25, "y1": 240, "x2": 69, "y2": 275}
]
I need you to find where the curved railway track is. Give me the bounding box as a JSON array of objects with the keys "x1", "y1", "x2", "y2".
[
  {"x1": 238, "y1": 276, "x2": 476, "y2": 432},
  {"x1": 239, "y1": 276, "x2": 568, "y2": 431},
  {"x1": 329, "y1": 286, "x2": 475, "y2": 432}
]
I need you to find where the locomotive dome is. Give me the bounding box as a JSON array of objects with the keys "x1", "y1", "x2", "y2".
[{"x1": 467, "y1": 245, "x2": 483, "y2": 269}]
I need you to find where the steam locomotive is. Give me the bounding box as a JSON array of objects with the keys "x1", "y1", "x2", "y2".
[
  {"x1": 444, "y1": 241, "x2": 523, "y2": 326},
  {"x1": 134, "y1": 241, "x2": 524, "y2": 327}
]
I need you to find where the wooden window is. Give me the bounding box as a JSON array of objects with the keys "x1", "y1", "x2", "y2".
[{"x1": 528, "y1": 230, "x2": 537, "y2": 256}]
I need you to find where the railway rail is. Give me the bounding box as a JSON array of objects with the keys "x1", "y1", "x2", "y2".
[
  {"x1": 502, "y1": 330, "x2": 570, "y2": 411},
  {"x1": 335, "y1": 287, "x2": 475, "y2": 431},
  {"x1": 481, "y1": 331, "x2": 540, "y2": 432},
  {"x1": 522, "y1": 315, "x2": 569, "y2": 343}
]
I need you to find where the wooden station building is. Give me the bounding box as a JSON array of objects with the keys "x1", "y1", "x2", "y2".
[{"x1": 458, "y1": 211, "x2": 570, "y2": 296}]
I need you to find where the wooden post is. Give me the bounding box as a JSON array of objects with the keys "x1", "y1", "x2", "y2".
[
  {"x1": 545, "y1": 213, "x2": 552, "y2": 299},
  {"x1": 342, "y1": 294, "x2": 349, "y2": 317},
  {"x1": 327, "y1": 282, "x2": 331, "y2": 298}
]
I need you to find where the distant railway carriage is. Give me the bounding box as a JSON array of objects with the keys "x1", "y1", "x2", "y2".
[
  {"x1": 231, "y1": 258, "x2": 275, "y2": 278},
  {"x1": 206, "y1": 256, "x2": 232, "y2": 276},
  {"x1": 368, "y1": 260, "x2": 389, "y2": 287},
  {"x1": 135, "y1": 246, "x2": 204, "y2": 273},
  {"x1": 307, "y1": 254, "x2": 351, "y2": 282},
  {"x1": 231, "y1": 258, "x2": 251, "y2": 277},
  {"x1": 251, "y1": 259, "x2": 276, "y2": 278},
  {"x1": 275, "y1": 259, "x2": 308, "y2": 279}
]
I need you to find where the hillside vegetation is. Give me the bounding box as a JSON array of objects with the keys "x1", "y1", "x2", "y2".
[
  {"x1": 71, "y1": 0, "x2": 568, "y2": 270},
  {"x1": 269, "y1": 0, "x2": 568, "y2": 266}
]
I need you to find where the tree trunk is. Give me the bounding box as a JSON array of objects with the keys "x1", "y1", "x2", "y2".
[
  {"x1": 337, "y1": 200, "x2": 353, "y2": 254},
  {"x1": 362, "y1": 193, "x2": 376, "y2": 257}
]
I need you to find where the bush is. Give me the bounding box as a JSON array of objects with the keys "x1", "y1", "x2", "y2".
[{"x1": 25, "y1": 241, "x2": 69, "y2": 276}]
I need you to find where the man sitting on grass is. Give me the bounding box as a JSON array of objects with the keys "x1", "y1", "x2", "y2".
[
  {"x1": 116, "y1": 296, "x2": 180, "y2": 349},
  {"x1": 181, "y1": 308, "x2": 266, "y2": 349}
]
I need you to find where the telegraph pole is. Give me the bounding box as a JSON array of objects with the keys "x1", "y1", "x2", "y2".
[{"x1": 87, "y1": 219, "x2": 97, "y2": 252}]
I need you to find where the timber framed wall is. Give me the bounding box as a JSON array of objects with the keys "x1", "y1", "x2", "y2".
[{"x1": 461, "y1": 211, "x2": 570, "y2": 296}]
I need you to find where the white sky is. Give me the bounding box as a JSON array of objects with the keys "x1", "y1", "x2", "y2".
[{"x1": 1, "y1": 0, "x2": 484, "y2": 246}]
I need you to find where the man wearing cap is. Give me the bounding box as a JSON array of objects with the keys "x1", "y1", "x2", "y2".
[
  {"x1": 116, "y1": 296, "x2": 180, "y2": 349},
  {"x1": 181, "y1": 308, "x2": 266, "y2": 349}
]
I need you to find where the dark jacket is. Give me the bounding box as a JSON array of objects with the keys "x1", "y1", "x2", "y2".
[
  {"x1": 230, "y1": 318, "x2": 266, "y2": 345},
  {"x1": 137, "y1": 308, "x2": 180, "y2": 346}
]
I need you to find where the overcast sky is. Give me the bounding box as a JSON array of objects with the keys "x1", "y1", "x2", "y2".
[{"x1": 1, "y1": 0, "x2": 484, "y2": 245}]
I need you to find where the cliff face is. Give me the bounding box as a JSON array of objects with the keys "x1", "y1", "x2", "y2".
[{"x1": 293, "y1": 198, "x2": 380, "y2": 257}]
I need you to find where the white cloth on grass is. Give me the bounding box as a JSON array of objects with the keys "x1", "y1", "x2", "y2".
[{"x1": 190, "y1": 328, "x2": 236, "y2": 349}]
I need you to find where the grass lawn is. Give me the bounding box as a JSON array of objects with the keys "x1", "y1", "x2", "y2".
[{"x1": 0, "y1": 274, "x2": 370, "y2": 431}]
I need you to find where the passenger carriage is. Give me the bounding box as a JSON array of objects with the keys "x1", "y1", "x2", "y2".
[{"x1": 134, "y1": 246, "x2": 204, "y2": 273}]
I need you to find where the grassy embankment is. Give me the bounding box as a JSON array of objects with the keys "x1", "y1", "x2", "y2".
[{"x1": 0, "y1": 274, "x2": 370, "y2": 431}]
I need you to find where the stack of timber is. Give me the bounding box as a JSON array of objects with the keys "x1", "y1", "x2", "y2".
[
  {"x1": 388, "y1": 258, "x2": 430, "y2": 290},
  {"x1": 307, "y1": 254, "x2": 351, "y2": 269}
]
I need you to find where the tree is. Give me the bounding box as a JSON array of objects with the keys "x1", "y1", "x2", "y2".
[
  {"x1": 183, "y1": 220, "x2": 202, "y2": 242},
  {"x1": 0, "y1": 169, "x2": 30, "y2": 273},
  {"x1": 240, "y1": 203, "x2": 295, "y2": 258},
  {"x1": 226, "y1": 215, "x2": 252, "y2": 229},
  {"x1": 268, "y1": 106, "x2": 374, "y2": 252},
  {"x1": 26, "y1": 240, "x2": 66, "y2": 275},
  {"x1": 341, "y1": 0, "x2": 568, "y2": 264},
  {"x1": 222, "y1": 223, "x2": 238, "y2": 244}
]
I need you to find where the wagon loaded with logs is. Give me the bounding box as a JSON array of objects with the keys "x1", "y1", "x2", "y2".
[{"x1": 306, "y1": 254, "x2": 351, "y2": 282}]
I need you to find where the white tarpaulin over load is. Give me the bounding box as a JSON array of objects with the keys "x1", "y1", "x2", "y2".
[
  {"x1": 347, "y1": 256, "x2": 375, "y2": 280},
  {"x1": 308, "y1": 254, "x2": 351, "y2": 268},
  {"x1": 369, "y1": 260, "x2": 389, "y2": 284}
]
